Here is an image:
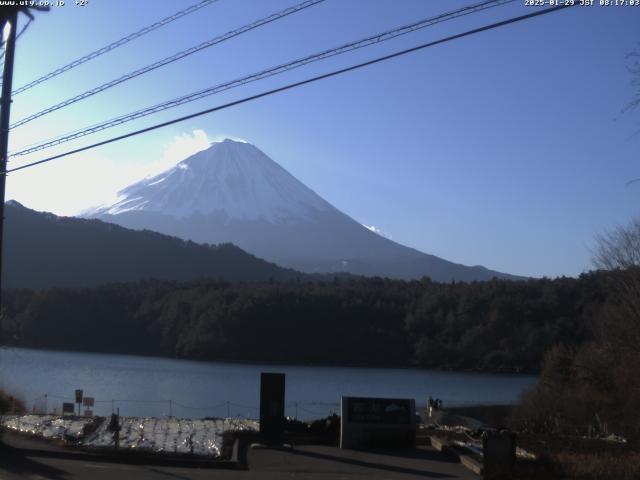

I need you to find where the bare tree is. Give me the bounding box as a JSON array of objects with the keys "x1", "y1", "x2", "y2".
[
  {"x1": 594, "y1": 219, "x2": 640, "y2": 270},
  {"x1": 624, "y1": 45, "x2": 640, "y2": 186},
  {"x1": 593, "y1": 219, "x2": 640, "y2": 356},
  {"x1": 624, "y1": 45, "x2": 640, "y2": 116}
]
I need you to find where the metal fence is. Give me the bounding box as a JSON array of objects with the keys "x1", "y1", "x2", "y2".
[{"x1": 20, "y1": 393, "x2": 341, "y2": 420}]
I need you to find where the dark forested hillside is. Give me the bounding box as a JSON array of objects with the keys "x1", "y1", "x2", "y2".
[
  {"x1": 2, "y1": 201, "x2": 304, "y2": 288},
  {"x1": 1, "y1": 272, "x2": 611, "y2": 373}
]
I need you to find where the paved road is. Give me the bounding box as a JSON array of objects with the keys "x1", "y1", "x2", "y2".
[
  {"x1": 0, "y1": 431, "x2": 477, "y2": 479},
  {"x1": 246, "y1": 444, "x2": 477, "y2": 479}
]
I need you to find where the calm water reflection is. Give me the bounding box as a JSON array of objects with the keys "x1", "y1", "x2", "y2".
[{"x1": 0, "y1": 347, "x2": 537, "y2": 419}]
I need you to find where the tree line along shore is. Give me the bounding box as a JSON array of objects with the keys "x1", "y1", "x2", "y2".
[{"x1": 0, "y1": 270, "x2": 612, "y2": 374}]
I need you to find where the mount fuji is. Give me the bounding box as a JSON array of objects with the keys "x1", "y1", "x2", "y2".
[{"x1": 83, "y1": 139, "x2": 518, "y2": 281}]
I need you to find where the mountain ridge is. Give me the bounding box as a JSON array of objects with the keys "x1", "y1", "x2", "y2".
[{"x1": 2, "y1": 200, "x2": 306, "y2": 289}]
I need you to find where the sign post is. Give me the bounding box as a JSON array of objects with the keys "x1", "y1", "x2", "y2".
[
  {"x1": 108, "y1": 412, "x2": 121, "y2": 450},
  {"x1": 75, "y1": 389, "x2": 83, "y2": 416}
]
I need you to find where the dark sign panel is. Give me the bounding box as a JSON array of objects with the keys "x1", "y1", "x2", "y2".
[
  {"x1": 483, "y1": 431, "x2": 517, "y2": 479},
  {"x1": 75, "y1": 389, "x2": 83, "y2": 403},
  {"x1": 346, "y1": 397, "x2": 412, "y2": 424},
  {"x1": 62, "y1": 402, "x2": 75, "y2": 414},
  {"x1": 340, "y1": 396, "x2": 417, "y2": 450}
]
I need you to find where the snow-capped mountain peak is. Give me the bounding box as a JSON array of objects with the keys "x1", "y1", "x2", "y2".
[{"x1": 87, "y1": 139, "x2": 331, "y2": 223}]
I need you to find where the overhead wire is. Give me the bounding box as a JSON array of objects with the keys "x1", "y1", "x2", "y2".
[
  {"x1": 10, "y1": 0, "x2": 514, "y2": 157},
  {"x1": 229, "y1": 402, "x2": 260, "y2": 411},
  {"x1": 11, "y1": 0, "x2": 221, "y2": 95},
  {"x1": 3, "y1": 4, "x2": 576, "y2": 176},
  {"x1": 15, "y1": 17, "x2": 32, "y2": 41},
  {"x1": 10, "y1": 0, "x2": 326, "y2": 129},
  {"x1": 173, "y1": 401, "x2": 229, "y2": 411}
]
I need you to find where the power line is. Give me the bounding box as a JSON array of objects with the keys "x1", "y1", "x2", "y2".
[
  {"x1": 3, "y1": 4, "x2": 576, "y2": 176},
  {"x1": 15, "y1": 17, "x2": 32, "y2": 41},
  {"x1": 10, "y1": 0, "x2": 325, "y2": 130},
  {"x1": 12, "y1": 0, "x2": 220, "y2": 96},
  {"x1": 11, "y1": 0, "x2": 514, "y2": 157},
  {"x1": 173, "y1": 401, "x2": 229, "y2": 410}
]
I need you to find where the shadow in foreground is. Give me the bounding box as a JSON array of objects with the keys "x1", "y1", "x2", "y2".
[
  {"x1": 289, "y1": 447, "x2": 458, "y2": 478},
  {"x1": 0, "y1": 437, "x2": 69, "y2": 480}
]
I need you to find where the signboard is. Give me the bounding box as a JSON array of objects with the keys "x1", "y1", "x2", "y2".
[
  {"x1": 83, "y1": 409, "x2": 93, "y2": 417},
  {"x1": 75, "y1": 389, "x2": 83, "y2": 404},
  {"x1": 340, "y1": 396, "x2": 416, "y2": 450},
  {"x1": 82, "y1": 397, "x2": 94, "y2": 407},
  {"x1": 346, "y1": 397, "x2": 412, "y2": 425},
  {"x1": 259, "y1": 372, "x2": 285, "y2": 446},
  {"x1": 62, "y1": 402, "x2": 75, "y2": 415}
]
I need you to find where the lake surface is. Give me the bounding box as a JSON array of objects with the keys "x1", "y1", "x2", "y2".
[{"x1": 0, "y1": 348, "x2": 537, "y2": 419}]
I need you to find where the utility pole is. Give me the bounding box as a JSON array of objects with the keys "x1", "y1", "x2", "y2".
[
  {"x1": 0, "y1": 6, "x2": 47, "y2": 340},
  {"x1": 0, "y1": 10, "x2": 18, "y2": 330}
]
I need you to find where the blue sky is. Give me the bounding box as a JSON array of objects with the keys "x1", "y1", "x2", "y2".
[{"x1": 4, "y1": 0, "x2": 640, "y2": 278}]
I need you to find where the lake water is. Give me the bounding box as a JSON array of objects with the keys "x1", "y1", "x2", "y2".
[{"x1": 0, "y1": 348, "x2": 537, "y2": 419}]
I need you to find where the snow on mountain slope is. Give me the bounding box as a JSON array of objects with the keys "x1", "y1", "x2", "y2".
[
  {"x1": 84, "y1": 139, "x2": 520, "y2": 281},
  {"x1": 362, "y1": 224, "x2": 393, "y2": 240},
  {"x1": 87, "y1": 139, "x2": 331, "y2": 222}
]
